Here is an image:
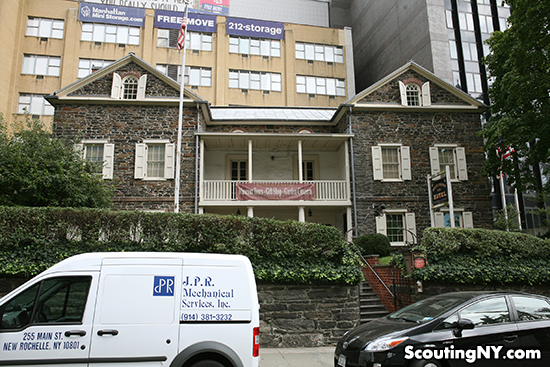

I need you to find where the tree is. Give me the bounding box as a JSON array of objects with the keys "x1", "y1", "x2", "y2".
[
  {"x1": 0, "y1": 114, "x2": 113, "y2": 208},
  {"x1": 481, "y1": 0, "x2": 550, "y2": 207}
]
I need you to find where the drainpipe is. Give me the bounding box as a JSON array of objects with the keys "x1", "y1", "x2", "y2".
[
  {"x1": 194, "y1": 103, "x2": 201, "y2": 214},
  {"x1": 348, "y1": 106, "x2": 358, "y2": 237}
]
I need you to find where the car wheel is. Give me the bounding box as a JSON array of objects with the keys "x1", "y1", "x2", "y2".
[
  {"x1": 189, "y1": 360, "x2": 225, "y2": 367},
  {"x1": 410, "y1": 360, "x2": 443, "y2": 367}
]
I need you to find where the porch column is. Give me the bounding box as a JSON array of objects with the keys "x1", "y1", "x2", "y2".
[
  {"x1": 346, "y1": 207, "x2": 353, "y2": 242},
  {"x1": 247, "y1": 207, "x2": 254, "y2": 218},
  {"x1": 298, "y1": 206, "x2": 305, "y2": 222},
  {"x1": 248, "y1": 139, "x2": 253, "y2": 182},
  {"x1": 298, "y1": 140, "x2": 303, "y2": 182}
]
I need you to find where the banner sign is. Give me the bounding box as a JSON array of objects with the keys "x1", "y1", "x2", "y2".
[
  {"x1": 200, "y1": 0, "x2": 229, "y2": 14},
  {"x1": 79, "y1": 2, "x2": 146, "y2": 26},
  {"x1": 154, "y1": 10, "x2": 217, "y2": 32},
  {"x1": 236, "y1": 183, "x2": 314, "y2": 201},
  {"x1": 431, "y1": 177, "x2": 448, "y2": 205},
  {"x1": 226, "y1": 17, "x2": 285, "y2": 40},
  {"x1": 80, "y1": 0, "x2": 189, "y2": 12}
]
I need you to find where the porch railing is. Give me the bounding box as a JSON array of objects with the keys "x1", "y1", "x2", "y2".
[{"x1": 202, "y1": 180, "x2": 348, "y2": 201}]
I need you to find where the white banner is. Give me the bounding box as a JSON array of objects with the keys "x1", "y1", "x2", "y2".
[{"x1": 78, "y1": 0, "x2": 198, "y2": 12}]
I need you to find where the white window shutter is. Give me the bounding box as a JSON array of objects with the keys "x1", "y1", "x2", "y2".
[
  {"x1": 75, "y1": 143, "x2": 84, "y2": 158},
  {"x1": 405, "y1": 212, "x2": 416, "y2": 244},
  {"x1": 103, "y1": 143, "x2": 114, "y2": 179},
  {"x1": 375, "y1": 214, "x2": 386, "y2": 236},
  {"x1": 456, "y1": 147, "x2": 468, "y2": 181},
  {"x1": 429, "y1": 147, "x2": 440, "y2": 175},
  {"x1": 137, "y1": 74, "x2": 147, "y2": 100},
  {"x1": 463, "y1": 212, "x2": 474, "y2": 228},
  {"x1": 401, "y1": 146, "x2": 411, "y2": 180},
  {"x1": 422, "y1": 82, "x2": 431, "y2": 106},
  {"x1": 399, "y1": 81, "x2": 407, "y2": 106},
  {"x1": 371, "y1": 146, "x2": 383, "y2": 180},
  {"x1": 135, "y1": 143, "x2": 146, "y2": 179},
  {"x1": 111, "y1": 72, "x2": 122, "y2": 99},
  {"x1": 434, "y1": 212, "x2": 445, "y2": 227},
  {"x1": 164, "y1": 143, "x2": 175, "y2": 179}
]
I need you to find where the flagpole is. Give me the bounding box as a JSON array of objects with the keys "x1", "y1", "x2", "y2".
[{"x1": 174, "y1": 2, "x2": 190, "y2": 213}]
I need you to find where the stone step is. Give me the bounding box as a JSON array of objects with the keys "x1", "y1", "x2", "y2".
[{"x1": 359, "y1": 281, "x2": 390, "y2": 324}]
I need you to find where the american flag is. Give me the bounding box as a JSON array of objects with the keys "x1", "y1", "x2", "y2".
[
  {"x1": 176, "y1": 17, "x2": 187, "y2": 50},
  {"x1": 499, "y1": 146, "x2": 515, "y2": 160}
]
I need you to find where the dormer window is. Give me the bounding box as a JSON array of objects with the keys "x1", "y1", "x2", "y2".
[
  {"x1": 399, "y1": 81, "x2": 431, "y2": 106},
  {"x1": 123, "y1": 76, "x2": 138, "y2": 99},
  {"x1": 111, "y1": 72, "x2": 147, "y2": 100}
]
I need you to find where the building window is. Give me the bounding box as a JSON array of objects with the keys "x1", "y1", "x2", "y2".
[
  {"x1": 111, "y1": 73, "x2": 147, "y2": 100},
  {"x1": 134, "y1": 141, "x2": 175, "y2": 180},
  {"x1": 229, "y1": 70, "x2": 282, "y2": 92},
  {"x1": 296, "y1": 76, "x2": 345, "y2": 97},
  {"x1": 434, "y1": 210, "x2": 473, "y2": 228},
  {"x1": 17, "y1": 94, "x2": 54, "y2": 116},
  {"x1": 231, "y1": 160, "x2": 247, "y2": 181},
  {"x1": 293, "y1": 155, "x2": 319, "y2": 181},
  {"x1": 81, "y1": 23, "x2": 140, "y2": 45},
  {"x1": 77, "y1": 141, "x2": 114, "y2": 179},
  {"x1": 429, "y1": 145, "x2": 468, "y2": 181},
  {"x1": 295, "y1": 42, "x2": 344, "y2": 63},
  {"x1": 229, "y1": 36, "x2": 281, "y2": 57},
  {"x1": 399, "y1": 81, "x2": 431, "y2": 106},
  {"x1": 123, "y1": 76, "x2": 139, "y2": 100},
  {"x1": 372, "y1": 145, "x2": 411, "y2": 181},
  {"x1": 21, "y1": 55, "x2": 61, "y2": 77},
  {"x1": 78, "y1": 59, "x2": 113, "y2": 78},
  {"x1": 156, "y1": 65, "x2": 212, "y2": 87},
  {"x1": 26, "y1": 17, "x2": 64, "y2": 39},
  {"x1": 157, "y1": 29, "x2": 212, "y2": 51},
  {"x1": 376, "y1": 211, "x2": 416, "y2": 245}
]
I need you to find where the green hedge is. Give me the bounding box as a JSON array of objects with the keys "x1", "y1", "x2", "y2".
[
  {"x1": 413, "y1": 227, "x2": 550, "y2": 284},
  {"x1": 0, "y1": 206, "x2": 363, "y2": 285}
]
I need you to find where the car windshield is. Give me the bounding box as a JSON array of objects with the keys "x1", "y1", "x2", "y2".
[{"x1": 388, "y1": 295, "x2": 470, "y2": 323}]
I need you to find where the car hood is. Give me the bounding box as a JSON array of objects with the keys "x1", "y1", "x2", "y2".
[{"x1": 339, "y1": 317, "x2": 419, "y2": 352}]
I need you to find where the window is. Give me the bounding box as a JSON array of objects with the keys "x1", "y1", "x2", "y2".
[
  {"x1": 229, "y1": 70, "x2": 282, "y2": 92},
  {"x1": 296, "y1": 76, "x2": 346, "y2": 97},
  {"x1": 295, "y1": 42, "x2": 344, "y2": 63},
  {"x1": 17, "y1": 94, "x2": 54, "y2": 116},
  {"x1": 76, "y1": 141, "x2": 114, "y2": 179},
  {"x1": 21, "y1": 55, "x2": 61, "y2": 77},
  {"x1": 511, "y1": 296, "x2": 550, "y2": 321},
  {"x1": 372, "y1": 145, "x2": 411, "y2": 181},
  {"x1": 134, "y1": 141, "x2": 175, "y2": 180},
  {"x1": 293, "y1": 155, "x2": 319, "y2": 181},
  {"x1": 81, "y1": 23, "x2": 140, "y2": 45},
  {"x1": 399, "y1": 81, "x2": 431, "y2": 106},
  {"x1": 78, "y1": 59, "x2": 113, "y2": 78},
  {"x1": 231, "y1": 160, "x2": 247, "y2": 181},
  {"x1": 429, "y1": 145, "x2": 468, "y2": 180},
  {"x1": 26, "y1": 17, "x2": 64, "y2": 39},
  {"x1": 229, "y1": 36, "x2": 281, "y2": 57},
  {"x1": 111, "y1": 73, "x2": 147, "y2": 100},
  {"x1": 157, "y1": 64, "x2": 212, "y2": 87},
  {"x1": 157, "y1": 30, "x2": 212, "y2": 51},
  {"x1": 458, "y1": 297, "x2": 511, "y2": 326},
  {"x1": 434, "y1": 210, "x2": 474, "y2": 228},
  {"x1": 1, "y1": 276, "x2": 91, "y2": 329},
  {"x1": 376, "y1": 211, "x2": 416, "y2": 245}
]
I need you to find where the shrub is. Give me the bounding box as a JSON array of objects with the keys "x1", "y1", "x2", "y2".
[{"x1": 354, "y1": 233, "x2": 392, "y2": 257}]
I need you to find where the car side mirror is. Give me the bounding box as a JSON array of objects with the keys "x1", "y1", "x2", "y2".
[{"x1": 453, "y1": 318, "x2": 474, "y2": 337}]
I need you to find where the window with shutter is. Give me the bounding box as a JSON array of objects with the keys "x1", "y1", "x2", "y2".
[
  {"x1": 430, "y1": 145, "x2": 468, "y2": 181},
  {"x1": 134, "y1": 141, "x2": 174, "y2": 180},
  {"x1": 372, "y1": 145, "x2": 412, "y2": 181}
]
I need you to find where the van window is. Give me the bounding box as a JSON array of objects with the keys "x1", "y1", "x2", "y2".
[{"x1": 1, "y1": 276, "x2": 91, "y2": 329}]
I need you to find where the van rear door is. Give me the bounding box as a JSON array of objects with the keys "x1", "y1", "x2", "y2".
[{"x1": 89, "y1": 257, "x2": 181, "y2": 366}]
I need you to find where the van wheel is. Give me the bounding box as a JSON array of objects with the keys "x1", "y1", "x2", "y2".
[
  {"x1": 410, "y1": 360, "x2": 442, "y2": 367},
  {"x1": 189, "y1": 360, "x2": 225, "y2": 367}
]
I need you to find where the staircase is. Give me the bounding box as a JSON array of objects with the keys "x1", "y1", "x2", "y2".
[{"x1": 360, "y1": 282, "x2": 390, "y2": 324}]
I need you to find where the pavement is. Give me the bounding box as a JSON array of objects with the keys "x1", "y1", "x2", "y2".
[{"x1": 260, "y1": 347, "x2": 335, "y2": 367}]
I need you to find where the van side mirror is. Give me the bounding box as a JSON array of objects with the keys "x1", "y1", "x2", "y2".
[{"x1": 453, "y1": 318, "x2": 474, "y2": 337}]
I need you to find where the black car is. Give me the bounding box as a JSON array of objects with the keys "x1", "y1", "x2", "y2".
[{"x1": 335, "y1": 291, "x2": 550, "y2": 367}]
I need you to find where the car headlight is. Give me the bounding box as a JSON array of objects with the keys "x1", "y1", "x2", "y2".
[{"x1": 364, "y1": 337, "x2": 409, "y2": 352}]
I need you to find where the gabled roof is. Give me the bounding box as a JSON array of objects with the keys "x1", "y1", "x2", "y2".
[
  {"x1": 46, "y1": 53, "x2": 205, "y2": 105},
  {"x1": 345, "y1": 61, "x2": 487, "y2": 112}
]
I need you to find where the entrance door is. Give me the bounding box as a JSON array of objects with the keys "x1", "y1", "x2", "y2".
[{"x1": 89, "y1": 257, "x2": 182, "y2": 366}]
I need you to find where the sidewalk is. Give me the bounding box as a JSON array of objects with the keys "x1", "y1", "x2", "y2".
[{"x1": 260, "y1": 347, "x2": 334, "y2": 367}]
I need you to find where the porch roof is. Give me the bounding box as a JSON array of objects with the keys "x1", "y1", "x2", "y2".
[{"x1": 206, "y1": 106, "x2": 338, "y2": 125}]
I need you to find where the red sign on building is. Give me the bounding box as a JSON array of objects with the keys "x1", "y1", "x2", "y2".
[{"x1": 236, "y1": 183, "x2": 315, "y2": 201}]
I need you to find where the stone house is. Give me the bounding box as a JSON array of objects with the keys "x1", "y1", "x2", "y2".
[{"x1": 48, "y1": 53, "x2": 492, "y2": 243}]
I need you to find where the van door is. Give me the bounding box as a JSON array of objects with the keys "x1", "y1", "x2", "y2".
[
  {"x1": 89, "y1": 257, "x2": 181, "y2": 366},
  {"x1": 0, "y1": 273, "x2": 98, "y2": 367}
]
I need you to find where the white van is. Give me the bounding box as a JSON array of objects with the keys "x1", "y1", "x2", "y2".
[{"x1": 0, "y1": 252, "x2": 260, "y2": 367}]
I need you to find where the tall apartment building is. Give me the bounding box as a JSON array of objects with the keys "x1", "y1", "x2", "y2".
[{"x1": 0, "y1": 0, "x2": 354, "y2": 131}]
